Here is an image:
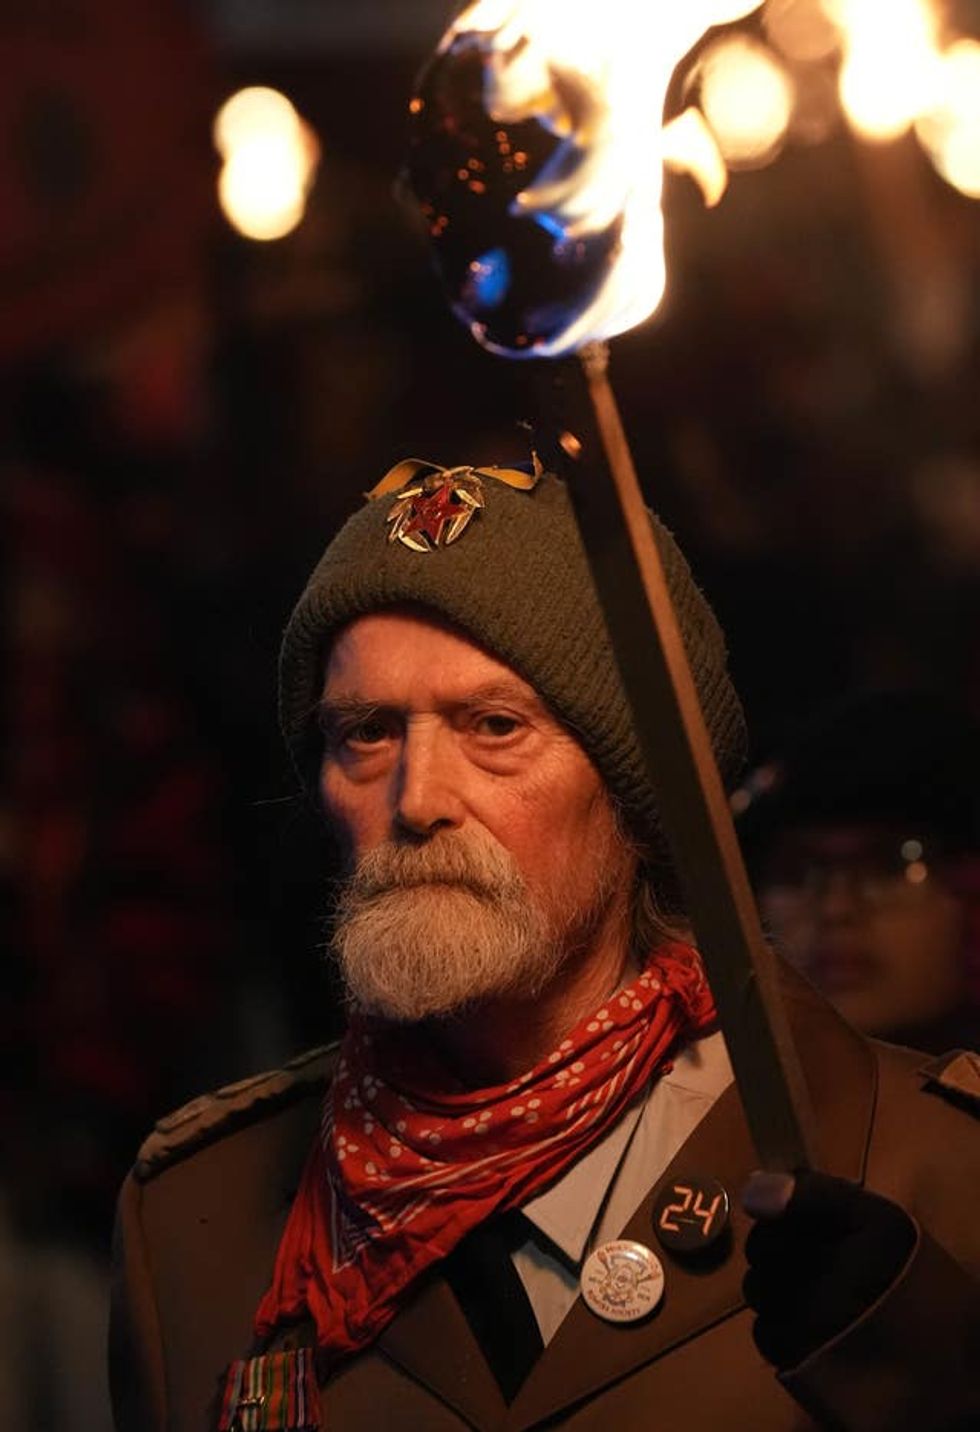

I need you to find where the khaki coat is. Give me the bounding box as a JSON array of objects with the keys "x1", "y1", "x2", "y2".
[{"x1": 110, "y1": 973, "x2": 980, "y2": 1431}]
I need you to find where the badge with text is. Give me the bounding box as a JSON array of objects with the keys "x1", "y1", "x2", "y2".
[
  {"x1": 652, "y1": 1176, "x2": 730, "y2": 1255},
  {"x1": 217, "y1": 1349, "x2": 319, "y2": 1431},
  {"x1": 580, "y1": 1239, "x2": 665, "y2": 1324}
]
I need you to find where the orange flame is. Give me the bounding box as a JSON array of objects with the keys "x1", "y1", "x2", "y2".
[{"x1": 431, "y1": 0, "x2": 760, "y2": 354}]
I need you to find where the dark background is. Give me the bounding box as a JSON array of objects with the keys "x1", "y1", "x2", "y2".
[{"x1": 3, "y1": 2, "x2": 980, "y2": 1425}]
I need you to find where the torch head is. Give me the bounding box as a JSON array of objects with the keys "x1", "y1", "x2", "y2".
[
  {"x1": 405, "y1": 28, "x2": 623, "y2": 357},
  {"x1": 404, "y1": 0, "x2": 763, "y2": 359},
  {"x1": 279, "y1": 460, "x2": 747, "y2": 882}
]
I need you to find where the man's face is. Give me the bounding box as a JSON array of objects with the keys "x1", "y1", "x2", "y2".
[
  {"x1": 318, "y1": 609, "x2": 635, "y2": 1021},
  {"x1": 758, "y1": 823, "x2": 966, "y2": 1038}
]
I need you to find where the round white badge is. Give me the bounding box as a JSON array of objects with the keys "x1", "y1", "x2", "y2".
[{"x1": 580, "y1": 1239, "x2": 665, "y2": 1324}]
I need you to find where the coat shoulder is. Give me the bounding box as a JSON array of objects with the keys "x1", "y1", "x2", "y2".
[
  {"x1": 917, "y1": 1047, "x2": 980, "y2": 1115},
  {"x1": 134, "y1": 1044, "x2": 339, "y2": 1183},
  {"x1": 871, "y1": 1037, "x2": 980, "y2": 1116}
]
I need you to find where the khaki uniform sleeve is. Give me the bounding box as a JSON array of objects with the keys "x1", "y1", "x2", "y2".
[
  {"x1": 781, "y1": 1225, "x2": 980, "y2": 1432},
  {"x1": 109, "y1": 1172, "x2": 167, "y2": 1432}
]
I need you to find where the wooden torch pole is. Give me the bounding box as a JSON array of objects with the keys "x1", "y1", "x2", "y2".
[{"x1": 543, "y1": 341, "x2": 817, "y2": 1172}]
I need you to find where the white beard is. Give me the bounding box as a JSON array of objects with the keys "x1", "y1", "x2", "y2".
[{"x1": 329, "y1": 830, "x2": 562, "y2": 1022}]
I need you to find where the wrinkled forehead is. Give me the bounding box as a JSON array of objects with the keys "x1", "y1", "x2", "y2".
[{"x1": 320, "y1": 603, "x2": 566, "y2": 730}]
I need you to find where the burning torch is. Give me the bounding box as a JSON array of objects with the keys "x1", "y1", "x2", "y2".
[{"x1": 403, "y1": 0, "x2": 817, "y2": 1171}]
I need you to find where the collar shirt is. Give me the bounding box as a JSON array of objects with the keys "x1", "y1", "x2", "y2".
[{"x1": 512, "y1": 1030, "x2": 734, "y2": 1342}]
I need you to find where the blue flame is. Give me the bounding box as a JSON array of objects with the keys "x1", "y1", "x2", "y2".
[{"x1": 462, "y1": 247, "x2": 512, "y2": 312}]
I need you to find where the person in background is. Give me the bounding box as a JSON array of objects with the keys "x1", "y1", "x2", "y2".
[{"x1": 739, "y1": 689, "x2": 980, "y2": 1052}]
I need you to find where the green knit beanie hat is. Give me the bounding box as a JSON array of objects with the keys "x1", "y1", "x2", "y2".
[{"x1": 279, "y1": 461, "x2": 746, "y2": 850}]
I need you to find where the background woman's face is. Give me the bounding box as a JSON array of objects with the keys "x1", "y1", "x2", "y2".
[{"x1": 759, "y1": 823, "x2": 966, "y2": 1037}]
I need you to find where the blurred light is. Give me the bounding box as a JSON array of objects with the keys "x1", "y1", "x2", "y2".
[
  {"x1": 730, "y1": 786, "x2": 752, "y2": 815},
  {"x1": 764, "y1": 0, "x2": 839, "y2": 64},
  {"x1": 662, "y1": 106, "x2": 729, "y2": 206},
  {"x1": 915, "y1": 39, "x2": 980, "y2": 198},
  {"x1": 213, "y1": 86, "x2": 320, "y2": 241},
  {"x1": 698, "y1": 36, "x2": 795, "y2": 169},
  {"x1": 910, "y1": 454, "x2": 980, "y2": 568},
  {"x1": 218, "y1": 143, "x2": 308, "y2": 241},
  {"x1": 730, "y1": 761, "x2": 780, "y2": 816},
  {"x1": 905, "y1": 860, "x2": 929, "y2": 885},
  {"x1": 213, "y1": 86, "x2": 301, "y2": 158},
  {"x1": 703, "y1": 0, "x2": 767, "y2": 23},
  {"x1": 754, "y1": 763, "x2": 779, "y2": 792},
  {"x1": 826, "y1": 0, "x2": 942, "y2": 143},
  {"x1": 901, "y1": 838, "x2": 924, "y2": 862},
  {"x1": 788, "y1": 63, "x2": 840, "y2": 145}
]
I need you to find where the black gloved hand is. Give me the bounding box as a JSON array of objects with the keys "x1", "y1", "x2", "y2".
[{"x1": 742, "y1": 1169, "x2": 917, "y2": 1370}]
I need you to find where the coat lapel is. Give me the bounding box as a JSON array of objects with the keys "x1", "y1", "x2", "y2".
[
  {"x1": 507, "y1": 969, "x2": 877, "y2": 1429},
  {"x1": 376, "y1": 1269, "x2": 510, "y2": 1430},
  {"x1": 506, "y1": 1080, "x2": 750, "y2": 1429}
]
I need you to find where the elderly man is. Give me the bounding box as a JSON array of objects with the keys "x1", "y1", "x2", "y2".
[{"x1": 110, "y1": 462, "x2": 980, "y2": 1432}]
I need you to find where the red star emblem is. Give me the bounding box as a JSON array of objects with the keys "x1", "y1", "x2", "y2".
[
  {"x1": 401, "y1": 479, "x2": 462, "y2": 545},
  {"x1": 386, "y1": 469, "x2": 485, "y2": 551}
]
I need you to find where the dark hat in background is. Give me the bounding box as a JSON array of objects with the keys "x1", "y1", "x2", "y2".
[
  {"x1": 279, "y1": 463, "x2": 747, "y2": 852},
  {"x1": 736, "y1": 689, "x2": 980, "y2": 861}
]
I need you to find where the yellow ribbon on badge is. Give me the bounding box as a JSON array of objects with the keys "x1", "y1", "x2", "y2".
[
  {"x1": 366, "y1": 456, "x2": 541, "y2": 500},
  {"x1": 367, "y1": 456, "x2": 542, "y2": 553}
]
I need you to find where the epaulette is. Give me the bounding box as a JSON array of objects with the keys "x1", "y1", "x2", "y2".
[
  {"x1": 135, "y1": 1044, "x2": 338, "y2": 1183},
  {"x1": 919, "y1": 1049, "x2": 980, "y2": 1116}
]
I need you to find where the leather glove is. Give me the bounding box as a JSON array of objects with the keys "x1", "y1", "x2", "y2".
[{"x1": 742, "y1": 1169, "x2": 917, "y2": 1370}]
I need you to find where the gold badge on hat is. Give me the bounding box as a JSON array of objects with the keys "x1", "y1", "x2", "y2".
[
  {"x1": 367, "y1": 457, "x2": 541, "y2": 554},
  {"x1": 385, "y1": 466, "x2": 486, "y2": 552}
]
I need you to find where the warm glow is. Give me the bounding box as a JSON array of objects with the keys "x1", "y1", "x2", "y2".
[
  {"x1": 662, "y1": 107, "x2": 729, "y2": 207},
  {"x1": 438, "y1": 0, "x2": 762, "y2": 355},
  {"x1": 698, "y1": 36, "x2": 795, "y2": 168},
  {"x1": 213, "y1": 87, "x2": 301, "y2": 158},
  {"x1": 826, "y1": 0, "x2": 942, "y2": 143},
  {"x1": 763, "y1": 0, "x2": 839, "y2": 63},
  {"x1": 218, "y1": 142, "x2": 308, "y2": 241},
  {"x1": 213, "y1": 86, "x2": 319, "y2": 241},
  {"x1": 916, "y1": 40, "x2": 980, "y2": 198}
]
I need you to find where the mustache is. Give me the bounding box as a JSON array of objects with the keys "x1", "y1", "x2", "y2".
[{"x1": 340, "y1": 834, "x2": 523, "y2": 903}]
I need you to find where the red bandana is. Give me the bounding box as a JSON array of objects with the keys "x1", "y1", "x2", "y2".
[{"x1": 254, "y1": 942, "x2": 715, "y2": 1362}]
